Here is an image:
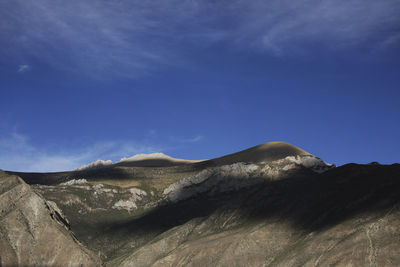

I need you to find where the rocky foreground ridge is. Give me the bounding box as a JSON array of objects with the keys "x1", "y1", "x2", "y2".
[
  {"x1": 0, "y1": 171, "x2": 102, "y2": 266},
  {"x1": 2, "y1": 142, "x2": 400, "y2": 266}
]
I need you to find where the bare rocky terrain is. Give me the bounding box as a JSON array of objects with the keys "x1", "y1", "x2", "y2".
[{"x1": 2, "y1": 142, "x2": 400, "y2": 266}]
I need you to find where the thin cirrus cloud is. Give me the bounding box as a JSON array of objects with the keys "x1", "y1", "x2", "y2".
[
  {"x1": 0, "y1": 130, "x2": 204, "y2": 172},
  {"x1": 181, "y1": 135, "x2": 204, "y2": 143},
  {"x1": 0, "y1": 131, "x2": 162, "y2": 172},
  {"x1": 248, "y1": 0, "x2": 400, "y2": 55},
  {"x1": 17, "y1": 64, "x2": 30, "y2": 73},
  {"x1": 1, "y1": 0, "x2": 399, "y2": 77},
  {"x1": 168, "y1": 134, "x2": 204, "y2": 144}
]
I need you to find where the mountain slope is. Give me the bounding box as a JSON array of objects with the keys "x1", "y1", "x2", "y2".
[{"x1": 0, "y1": 170, "x2": 102, "y2": 267}]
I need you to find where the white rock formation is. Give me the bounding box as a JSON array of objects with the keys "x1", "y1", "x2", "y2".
[
  {"x1": 128, "y1": 188, "x2": 147, "y2": 196},
  {"x1": 163, "y1": 163, "x2": 261, "y2": 202},
  {"x1": 112, "y1": 187, "x2": 148, "y2": 212},
  {"x1": 113, "y1": 199, "x2": 138, "y2": 212},
  {"x1": 163, "y1": 155, "x2": 333, "y2": 202},
  {"x1": 60, "y1": 179, "x2": 88, "y2": 186}
]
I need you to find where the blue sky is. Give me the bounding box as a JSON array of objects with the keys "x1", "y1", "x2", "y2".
[{"x1": 1, "y1": 0, "x2": 400, "y2": 172}]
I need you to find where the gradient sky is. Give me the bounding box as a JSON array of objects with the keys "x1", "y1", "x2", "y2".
[{"x1": 1, "y1": 0, "x2": 400, "y2": 172}]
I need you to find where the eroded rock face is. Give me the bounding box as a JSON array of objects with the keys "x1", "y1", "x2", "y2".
[
  {"x1": 0, "y1": 171, "x2": 102, "y2": 267},
  {"x1": 163, "y1": 155, "x2": 332, "y2": 202}
]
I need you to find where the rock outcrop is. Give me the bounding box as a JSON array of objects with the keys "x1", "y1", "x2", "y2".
[
  {"x1": 0, "y1": 170, "x2": 102, "y2": 267},
  {"x1": 163, "y1": 155, "x2": 331, "y2": 202}
]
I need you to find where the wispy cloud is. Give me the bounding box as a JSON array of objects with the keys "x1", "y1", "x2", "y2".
[
  {"x1": 380, "y1": 32, "x2": 400, "y2": 49},
  {"x1": 168, "y1": 134, "x2": 204, "y2": 144},
  {"x1": 240, "y1": 0, "x2": 400, "y2": 55},
  {"x1": 0, "y1": 125, "x2": 207, "y2": 172},
  {"x1": 0, "y1": 131, "x2": 161, "y2": 172},
  {"x1": 1, "y1": 0, "x2": 399, "y2": 77},
  {"x1": 17, "y1": 64, "x2": 30, "y2": 73},
  {"x1": 180, "y1": 135, "x2": 204, "y2": 143}
]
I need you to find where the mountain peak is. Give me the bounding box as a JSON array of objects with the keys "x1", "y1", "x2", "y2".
[{"x1": 207, "y1": 141, "x2": 313, "y2": 166}]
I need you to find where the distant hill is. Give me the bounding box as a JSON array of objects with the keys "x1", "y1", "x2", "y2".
[{"x1": 115, "y1": 152, "x2": 205, "y2": 167}]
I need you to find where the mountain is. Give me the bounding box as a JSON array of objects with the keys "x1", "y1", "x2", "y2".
[{"x1": 3, "y1": 142, "x2": 400, "y2": 266}]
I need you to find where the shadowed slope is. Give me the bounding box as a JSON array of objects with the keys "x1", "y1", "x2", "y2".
[
  {"x1": 109, "y1": 163, "x2": 400, "y2": 266},
  {"x1": 98, "y1": 164, "x2": 400, "y2": 235}
]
